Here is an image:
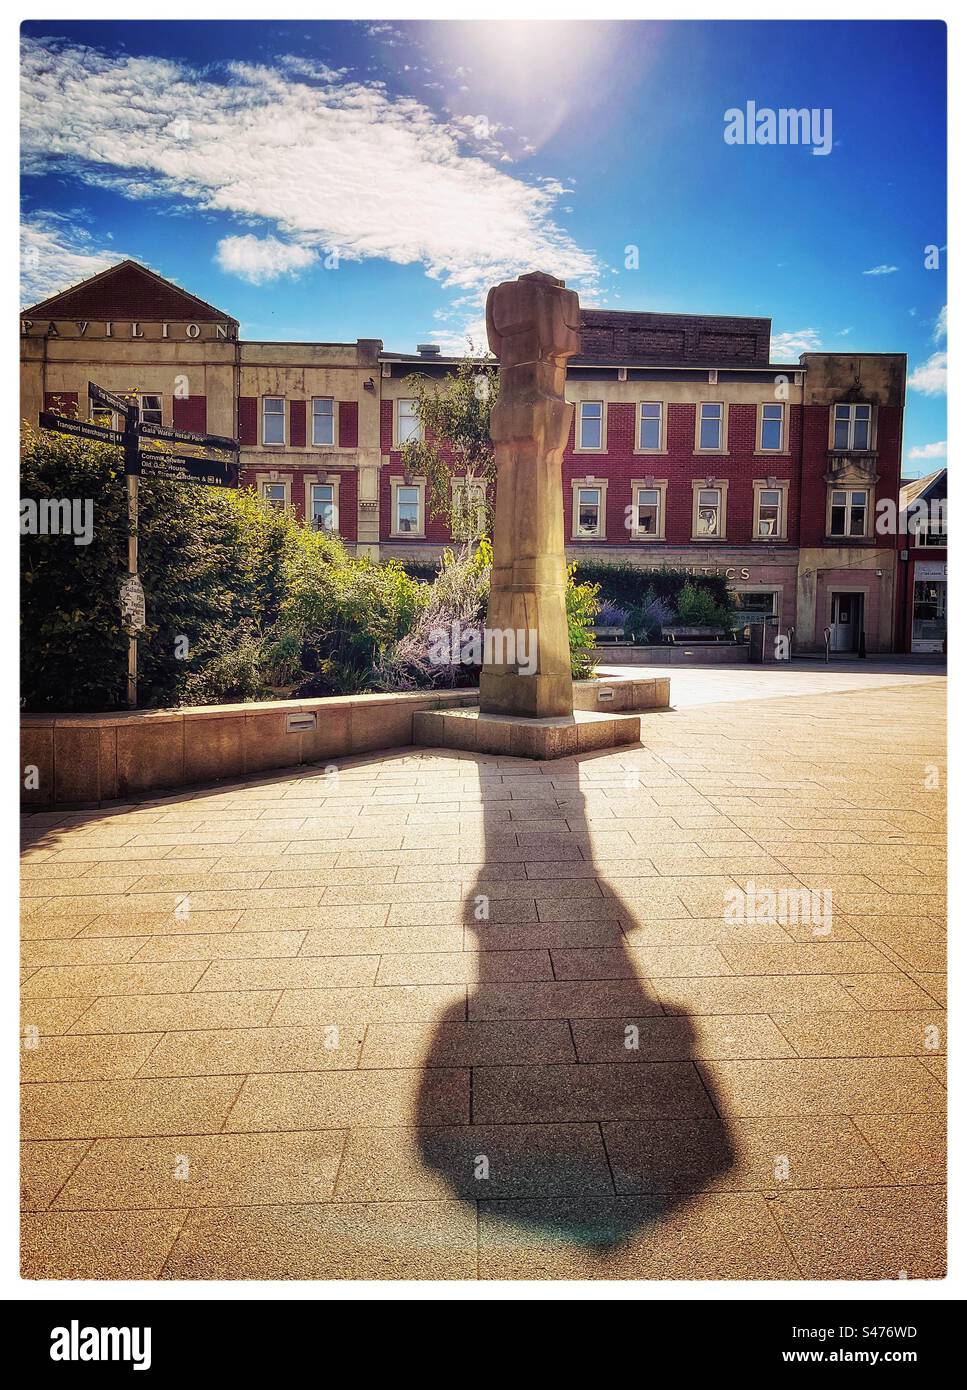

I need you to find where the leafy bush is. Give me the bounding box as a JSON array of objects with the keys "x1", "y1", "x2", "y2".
[
  {"x1": 22, "y1": 427, "x2": 603, "y2": 711},
  {"x1": 674, "y1": 579, "x2": 735, "y2": 631},
  {"x1": 595, "y1": 601, "x2": 629, "y2": 629},
  {"x1": 566, "y1": 566, "x2": 600, "y2": 679},
  {"x1": 570, "y1": 561, "x2": 732, "y2": 612},
  {"x1": 624, "y1": 591, "x2": 676, "y2": 643},
  {"x1": 375, "y1": 540, "x2": 492, "y2": 691},
  {"x1": 20, "y1": 427, "x2": 427, "y2": 711}
]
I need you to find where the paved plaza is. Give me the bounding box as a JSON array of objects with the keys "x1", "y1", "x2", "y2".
[{"x1": 21, "y1": 671, "x2": 946, "y2": 1281}]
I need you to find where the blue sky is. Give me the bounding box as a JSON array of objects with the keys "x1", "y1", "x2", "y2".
[{"x1": 21, "y1": 19, "x2": 946, "y2": 473}]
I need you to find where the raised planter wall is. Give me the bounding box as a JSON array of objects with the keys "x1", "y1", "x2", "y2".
[
  {"x1": 21, "y1": 676, "x2": 670, "y2": 808},
  {"x1": 593, "y1": 643, "x2": 751, "y2": 665}
]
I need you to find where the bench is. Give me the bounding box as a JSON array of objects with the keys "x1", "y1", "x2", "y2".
[
  {"x1": 592, "y1": 625, "x2": 626, "y2": 643},
  {"x1": 660, "y1": 625, "x2": 737, "y2": 644}
]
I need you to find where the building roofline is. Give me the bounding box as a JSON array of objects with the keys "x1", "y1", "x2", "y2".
[
  {"x1": 581, "y1": 307, "x2": 771, "y2": 327},
  {"x1": 379, "y1": 352, "x2": 804, "y2": 373},
  {"x1": 21, "y1": 258, "x2": 240, "y2": 324}
]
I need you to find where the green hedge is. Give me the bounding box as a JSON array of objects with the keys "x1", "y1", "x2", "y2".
[
  {"x1": 20, "y1": 427, "x2": 426, "y2": 711},
  {"x1": 21, "y1": 429, "x2": 602, "y2": 711},
  {"x1": 569, "y1": 561, "x2": 732, "y2": 610}
]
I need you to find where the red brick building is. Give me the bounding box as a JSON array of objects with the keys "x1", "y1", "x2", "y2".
[{"x1": 21, "y1": 260, "x2": 907, "y2": 651}]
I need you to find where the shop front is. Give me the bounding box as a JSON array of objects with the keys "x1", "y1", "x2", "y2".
[{"x1": 911, "y1": 558, "x2": 947, "y2": 653}]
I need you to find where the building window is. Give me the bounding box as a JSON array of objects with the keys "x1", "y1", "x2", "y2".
[
  {"x1": 261, "y1": 481, "x2": 287, "y2": 510},
  {"x1": 833, "y1": 403, "x2": 872, "y2": 451},
  {"x1": 759, "y1": 402, "x2": 784, "y2": 451},
  {"x1": 638, "y1": 402, "x2": 663, "y2": 451},
  {"x1": 312, "y1": 397, "x2": 335, "y2": 447},
  {"x1": 913, "y1": 513, "x2": 947, "y2": 547},
  {"x1": 691, "y1": 480, "x2": 728, "y2": 539},
  {"x1": 631, "y1": 482, "x2": 666, "y2": 540},
  {"x1": 262, "y1": 396, "x2": 285, "y2": 446},
  {"x1": 397, "y1": 398, "x2": 421, "y2": 445},
  {"x1": 697, "y1": 402, "x2": 724, "y2": 451},
  {"x1": 731, "y1": 588, "x2": 780, "y2": 637},
  {"x1": 912, "y1": 572, "x2": 947, "y2": 650},
  {"x1": 451, "y1": 479, "x2": 486, "y2": 539},
  {"x1": 91, "y1": 406, "x2": 117, "y2": 430},
  {"x1": 139, "y1": 393, "x2": 163, "y2": 426},
  {"x1": 696, "y1": 488, "x2": 722, "y2": 535},
  {"x1": 829, "y1": 487, "x2": 870, "y2": 538},
  {"x1": 756, "y1": 488, "x2": 782, "y2": 537},
  {"x1": 752, "y1": 479, "x2": 789, "y2": 540},
  {"x1": 391, "y1": 477, "x2": 425, "y2": 536},
  {"x1": 310, "y1": 483, "x2": 337, "y2": 531},
  {"x1": 578, "y1": 488, "x2": 602, "y2": 534},
  {"x1": 577, "y1": 401, "x2": 604, "y2": 450},
  {"x1": 571, "y1": 478, "x2": 607, "y2": 538}
]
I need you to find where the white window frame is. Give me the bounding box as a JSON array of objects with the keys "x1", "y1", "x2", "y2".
[
  {"x1": 258, "y1": 477, "x2": 291, "y2": 511},
  {"x1": 691, "y1": 479, "x2": 729, "y2": 539},
  {"x1": 629, "y1": 479, "x2": 667, "y2": 541},
  {"x1": 576, "y1": 400, "x2": 606, "y2": 452},
  {"x1": 752, "y1": 479, "x2": 789, "y2": 540},
  {"x1": 696, "y1": 401, "x2": 726, "y2": 453},
  {"x1": 307, "y1": 478, "x2": 339, "y2": 532},
  {"x1": 396, "y1": 398, "x2": 421, "y2": 447},
  {"x1": 391, "y1": 476, "x2": 426, "y2": 537},
  {"x1": 571, "y1": 477, "x2": 608, "y2": 539},
  {"x1": 827, "y1": 486, "x2": 870, "y2": 539},
  {"x1": 262, "y1": 395, "x2": 285, "y2": 447},
  {"x1": 138, "y1": 392, "x2": 163, "y2": 426},
  {"x1": 450, "y1": 476, "x2": 487, "y2": 539},
  {"x1": 757, "y1": 402, "x2": 785, "y2": 453},
  {"x1": 311, "y1": 396, "x2": 335, "y2": 448},
  {"x1": 636, "y1": 401, "x2": 665, "y2": 453},
  {"x1": 832, "y1": 403, "x2": 873, "y2": 452}
]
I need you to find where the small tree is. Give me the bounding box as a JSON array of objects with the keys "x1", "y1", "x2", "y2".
[{"x1": 399, "y1": 350, "x2": 498, "y2": 542}]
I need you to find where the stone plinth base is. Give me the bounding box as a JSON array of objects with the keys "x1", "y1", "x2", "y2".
[{"x1": 413, "y1": 707, "x2": 641, "y2": 760}]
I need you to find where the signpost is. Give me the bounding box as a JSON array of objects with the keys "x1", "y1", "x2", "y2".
[
  {"x1": 136, "y1": 453, "x2": 240, "y2": 488},
  {"x1": 37, "y1": 382, "x2": 241, "y2": 708},
  {"x1": 38, "y1": 412, "x2": 124, "y2": 447}
]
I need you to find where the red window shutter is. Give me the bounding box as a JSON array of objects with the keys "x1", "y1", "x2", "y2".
[
  {"x1": 172, "y1": 395, "x2": 207, "y2": 434},
  {"x1": 238, "y1": 397, "x2": 257, "y2": 446},
  {"x1": 338, "y1": 401, "x2": 358, "y2": 448},
  {"x1": 44, "y1": 391, "x2": 78, "y2": 418},
  {"x1": 290, "y1": 400, "x2": 307, "y2": 448}
]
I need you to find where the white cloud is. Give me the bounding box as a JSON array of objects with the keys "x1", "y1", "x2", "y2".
[
  {"x1": 933, "y1": 304, "x2": 947, "y2": 341},
  {"x1": 20, "y1": 36, "x2": 601, "y2": 327},
  {"x1": 909, "y1": 351, "x2": 947, "y2": 396},
  {"x1": 215, "y1": 234, "x2": 318, "y2": 284},
  {"x1": 908, "y1": 441, "x2": 947, "y2": 460},
  {"x1": 20, "y1": 214, "x2": 127, "y2": 305},
  {"x1": 771, "y1": 328, "x2": 822, "y2": 357},
  {"x1": 862, "y1": 264, "x2": 898, "y2": 276}
]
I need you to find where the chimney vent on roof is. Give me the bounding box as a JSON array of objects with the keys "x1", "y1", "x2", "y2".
[{"x1": 417, "y1": 343, "x2": 441, "y2": 358}]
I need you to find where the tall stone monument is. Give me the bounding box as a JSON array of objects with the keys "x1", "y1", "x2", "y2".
[
  {"x1": 478, "y1": 271, "x2": 580, "y2": 718},
  {"x1": 413, "y1": 270, "x2": 646, "y2": 759}
]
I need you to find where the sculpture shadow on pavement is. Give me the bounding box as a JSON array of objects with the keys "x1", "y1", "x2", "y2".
[{"x1": 415, "y1": 752, "x2": 735, "y2": 1255}]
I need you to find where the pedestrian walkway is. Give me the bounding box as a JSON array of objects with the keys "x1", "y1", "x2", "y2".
[
  {"x1": 21, "y1": 677, "x2": 946, "y2": 1280},
  {"x1": 598, "y1": 659, "x2": 947, "y2": 709}
]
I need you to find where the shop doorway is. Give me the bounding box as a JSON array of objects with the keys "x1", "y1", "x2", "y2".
[
  {"x1": 829, "y1": 591, "x2": 864, "y2": 653},
  {"x1": 912, "y1": 573, "x2": 947, "y2": 653}
]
